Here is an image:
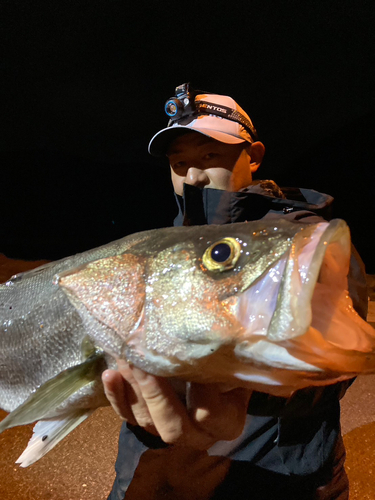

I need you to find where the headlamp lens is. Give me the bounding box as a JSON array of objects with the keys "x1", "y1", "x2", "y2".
[{"x1": 165, "y1": 99, "x2": 181, "y2": 118}]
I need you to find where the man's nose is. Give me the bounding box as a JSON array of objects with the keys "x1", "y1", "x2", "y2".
[{"x1": 185, "y1": 167, "x2": 210, "y2": 187}]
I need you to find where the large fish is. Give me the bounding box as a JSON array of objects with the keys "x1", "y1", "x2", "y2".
[{"x1": 0, "y1": 218, "x2": 374, "y2": 466}]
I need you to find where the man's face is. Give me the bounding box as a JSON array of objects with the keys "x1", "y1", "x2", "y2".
[{"x1": 167, "y1": 132, "x2": 255, "y2": 196}]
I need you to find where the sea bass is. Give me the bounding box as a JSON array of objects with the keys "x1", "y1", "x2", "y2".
[{"x1": 1, "y1": 218, "x2": 374, "y2": 466}]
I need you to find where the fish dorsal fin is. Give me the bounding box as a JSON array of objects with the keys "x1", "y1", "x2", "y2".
[
  {"x1": 0, "y1": 352, "x2": 104, "y2": 433},
  {"x1": 15, "y1": 411, "x2": 93, "y2": 467}
]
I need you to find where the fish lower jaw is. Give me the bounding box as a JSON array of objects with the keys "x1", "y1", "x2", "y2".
[{"x1": 231, "y1": 369, "x2": 353, "y2": 397}]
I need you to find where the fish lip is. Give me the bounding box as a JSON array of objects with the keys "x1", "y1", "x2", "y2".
[
  {"x1": 268, "y1": 219, "x2": 351, "y2": 341},
  {"x1": 235, "y1": 220, "x2": 351, "y2": 343}
]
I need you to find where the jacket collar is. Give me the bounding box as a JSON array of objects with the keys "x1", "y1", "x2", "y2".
[{"x1": 174, "y1": 182, "x2": 333, "y2": 226}]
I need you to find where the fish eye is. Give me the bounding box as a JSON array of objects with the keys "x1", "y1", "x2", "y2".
[{"x1": 202, "y1": 237, "x2": 241, "y2": 271}]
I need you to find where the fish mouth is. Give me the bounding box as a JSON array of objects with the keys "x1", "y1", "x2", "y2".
[
  {"x1": 233, "y1": 219, "x2": 372, "y2": 375},
  {"x1": 236, "y1": 220, "x2": 351, "y2": 341},
  {"x1": 268, "y1": 219, "x2": 351, "y2": 341}
]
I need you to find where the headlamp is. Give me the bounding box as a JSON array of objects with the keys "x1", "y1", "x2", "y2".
[
  {"x1": 164, "y1": 82, "x2": 258, "y2": 141},
  {"x1": 164, "y1": 83, "x2": 198, "y2": 121}
]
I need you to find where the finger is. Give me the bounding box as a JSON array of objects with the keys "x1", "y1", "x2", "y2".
[
  {"x1": 116, "y1": 361, "x2": 159, "y2": 435},
  {"x1": 131, "y1": 366, "x2": 215, "y2": 449},
  {"x1": 101, "y1": 369, "x2": 137, "y2": 425},
  {"x1": 189, "y1": 384, "x2": 252, "y2": 441}
]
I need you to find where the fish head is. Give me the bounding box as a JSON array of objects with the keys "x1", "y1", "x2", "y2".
[{"x1": 57, "y1": 218, "x2": 361, "y2": 390}]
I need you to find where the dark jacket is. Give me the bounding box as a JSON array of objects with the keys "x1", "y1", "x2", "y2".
[
  {"x1": 173, "y1": 181, "x2": 334, "y2": 227},
  {"x1": 109, "y1": 182, "x2": 368, "y2": 500}
]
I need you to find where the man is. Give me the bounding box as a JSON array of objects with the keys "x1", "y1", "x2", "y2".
[{"x1": 104, "y1": 84, "x2": 368, "y2": 499}]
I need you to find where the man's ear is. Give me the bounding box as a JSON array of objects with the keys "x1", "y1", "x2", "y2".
[{"x1": 246, "y1": 141, "x2": 265, "y2": 174}]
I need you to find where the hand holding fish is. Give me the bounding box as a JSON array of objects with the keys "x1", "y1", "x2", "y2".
[{"x1": 102, "y1": 360, "x2": 252, "y2": 449}]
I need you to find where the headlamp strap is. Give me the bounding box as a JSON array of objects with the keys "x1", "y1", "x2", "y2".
[{"x1": 197, "y1": 101, "x2": 257, "y2": 140}]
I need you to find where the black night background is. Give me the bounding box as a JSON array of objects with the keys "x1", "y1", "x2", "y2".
[{"x1": 1, "y1": 1, "x2": 374, "y2": 272}]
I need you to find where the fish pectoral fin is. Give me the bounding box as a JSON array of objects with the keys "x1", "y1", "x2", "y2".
[
  {"x1": 0, "y1": 352, "x2": 105, "y2": 433},
  {"x1": 16, "y1": 410, "x2": 93, "y2": 467}
]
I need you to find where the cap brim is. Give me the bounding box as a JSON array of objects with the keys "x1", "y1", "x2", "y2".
[{"x1": 148, "y1": 125, "x2": 246, "y2": 157}]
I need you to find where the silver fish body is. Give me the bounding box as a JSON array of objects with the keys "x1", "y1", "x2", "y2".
[{"x1": 0, "y1": 218, "x2": 374, "y2": 465}]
